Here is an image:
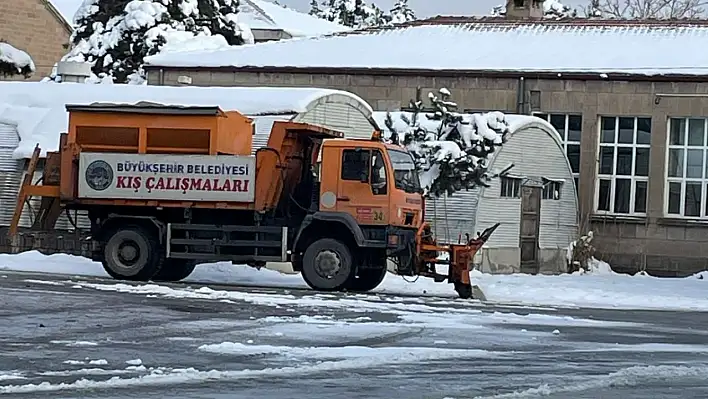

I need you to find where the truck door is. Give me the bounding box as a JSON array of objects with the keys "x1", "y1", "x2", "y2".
[{"x1": 336, "y1": 148, "x2": 390, "y2": 225}]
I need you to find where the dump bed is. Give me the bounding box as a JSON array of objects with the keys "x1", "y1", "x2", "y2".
[{"x1": 50, "y1": 102, "x2": 344, "y2": 212}]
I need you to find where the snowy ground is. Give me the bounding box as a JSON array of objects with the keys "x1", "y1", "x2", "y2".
[
  {"x1": 1, "y1": 270, "x2": 708, "y2": 398},
  {"x1": 1, "y1": 251, "x2": 708, "y2": 312}
]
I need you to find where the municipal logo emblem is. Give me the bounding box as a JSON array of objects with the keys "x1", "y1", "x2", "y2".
[{"x1": 85, "y1": 160, "x2": 113, "y2": 191}]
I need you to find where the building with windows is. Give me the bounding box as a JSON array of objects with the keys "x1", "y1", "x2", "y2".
[{"x1": 141, "y1": 3, "x2": 708, "y2": 276}]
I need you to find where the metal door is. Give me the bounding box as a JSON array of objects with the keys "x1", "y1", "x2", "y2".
[{"x1": 519, "y1": 184, "x2": 541, "y2": 274}]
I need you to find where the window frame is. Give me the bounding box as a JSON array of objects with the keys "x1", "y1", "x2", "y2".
[
  {"x1": 532, "y1": 112, "x2": 582, "y2": 194},
  {"x1": 664, "y1": 117, "x2": 708, "y2": 219},
  {"x1": 500, "y1": 176, "x2": 522, "y2": 198},
  {"x1": 370, "y1": 149, "x2": 388, "y2": 195},
  {"x1": 542, "y1": 178, "x2": 563, "y2": 200},
  {"x1": 594, "y1": 115, "x2": 651, "y2": 217}
]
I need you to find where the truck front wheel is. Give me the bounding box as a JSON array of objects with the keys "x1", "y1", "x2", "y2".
[
  {"x1": 345, "y1": 266, "x2": 386, "y2": 293},
  {"x1": 101, "y1": 225, "x2": 163, "y2": 281},
  {"x1": 152, "y1": 259, "x2": 196, "y2": 282},
  {"x1": 301, "y1": 238, "x2": 354, "y2": 291}
]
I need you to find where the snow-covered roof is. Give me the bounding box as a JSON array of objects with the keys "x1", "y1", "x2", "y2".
[
  {"x1": 145, "y1": 20, "x2": 708, "y2": 77},
  {"x1": 0, "y1": 82, "x2": 373, "y2": 159},
  {"x1": 0, "y1": 43, "x2": 36, "y2": 77},
  {"x1": 240, "y1": 0, "x2": 349, "y2": 37},
  {"x1": 47, "y1": 0, "x2": 348, "y2": 37}
]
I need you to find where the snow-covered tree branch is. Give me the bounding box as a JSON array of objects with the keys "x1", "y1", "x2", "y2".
[
  {"x1": 382, "y1": 88, "x2": 509, "y2": 198},
  {"x1": 0, "y1": 42, "x2": 35, "y2": 78},
  {"x1": 491, "y1": 0, "x2": 578, "y2": 18},
  {"x1": 310, "y1": 0, "x2": 415, "y2": 28},
  {"x1": 586, "y1": 0, "x2": 707, "y2": 18},
  {"x1": 54, "y1": 0, "x2": 253, "y2": 84}
]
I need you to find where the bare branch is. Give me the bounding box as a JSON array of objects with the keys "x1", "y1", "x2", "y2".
[{"x1": 588, "y1": 0, "x2": 708, "y2": 18}]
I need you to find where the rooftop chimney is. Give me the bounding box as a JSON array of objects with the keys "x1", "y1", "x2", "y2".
[
  {"x1": 505, "y1": 0, "x2": 543, "y2": 19},
  {"x1": 56, "y1": 61, "x2": 92, "y2": 83}
]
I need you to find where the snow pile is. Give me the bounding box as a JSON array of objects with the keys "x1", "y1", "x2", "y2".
[
  {"x1": 59, "y1": 0, "x2": 253, "y2": 84},
  {"x1": 380, "y1": 88, "x2": 508, "y2": 197},
  {"x1": 0, "y1": 43, "x2": 36, "y2": 78},
  {"x1": 0, "y1": 81, "x2": 371, "y2": 159},
  {"x1": 491, "y1": 0, "x2": 577, "y2": 19},
  {"x1": 4, "y1": 250, "x2": 708, "y2": 311}
]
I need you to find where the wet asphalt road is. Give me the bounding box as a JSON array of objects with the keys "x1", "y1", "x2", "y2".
[{"x1": 1, "y1": 270, "x2": 708, "y2": 398}]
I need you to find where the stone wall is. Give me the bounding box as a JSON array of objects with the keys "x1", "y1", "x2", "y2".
[{"x1": 0, "y1": 0, "x2": 71, "y2": 81}]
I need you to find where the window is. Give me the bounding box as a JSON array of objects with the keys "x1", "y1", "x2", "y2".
[
  {"x1": 370, "y1": 150, "x2": 387, "y2": 195},
  {"x1": 534, "y1": 113, "x2": 581, "y2": 193},
  {"x1": 666, "y1": 117, "x2": 708, "y2": 218},
  {"x1": 596, "y1": 116, "x2": 651, "y2": 215},
  {"x1": 542, "y1": 178, "x2": 563, "y2": 200},
  {"x1": 500, "y1": 177, "x2": 521, "y2": 198},
  {"x1": 341, "y1": 149, "x2": 370, "y2": 181}
]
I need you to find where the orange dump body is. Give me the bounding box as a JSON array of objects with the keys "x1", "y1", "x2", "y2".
[{"x1": 53, "y1": 103, "x2": 342, "y2": 213}]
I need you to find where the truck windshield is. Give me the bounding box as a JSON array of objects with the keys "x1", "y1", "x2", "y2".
[{"x1": 387, "y1": 149, "x2": 421, "y2": 194}]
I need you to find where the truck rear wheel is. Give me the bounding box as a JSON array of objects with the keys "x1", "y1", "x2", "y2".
[
  {"x1": 345, "y1": 267, "x2": 387, "y2": 293},
  {"x1": 301, "y1": 238, "x2": 354, "y2": 291},
  {"x1": 101, "y1": 225, "x2": 162, "y2": 281},
  {"x1": 152, "y1": 259, "x2": 196, "y2": 282}
]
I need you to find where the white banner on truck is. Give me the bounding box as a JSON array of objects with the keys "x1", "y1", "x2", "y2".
[{"x1": 78, "y1": 152, "x2": 256, "y2": 202}]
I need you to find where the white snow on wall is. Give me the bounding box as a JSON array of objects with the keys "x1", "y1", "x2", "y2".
[
  {"x1": 0, "y1": 81, "x2": 373, "y2": 159},
  {"x1": 0, "y1": 43, "x2": 36, "y2": 74},
  {"x1": 145, "y1": 22, "x2": 708, "y2": 76},
  {"x1": 241, "y1": 0, "x2": 349, "y2": 37}
]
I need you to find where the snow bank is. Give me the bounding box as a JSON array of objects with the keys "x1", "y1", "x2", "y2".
[
  {"x1": 0, "y1": 43, "x2": 36, "y2": 77},
  {"x1": 4, "y1": 250, "x2": 708, "y2": 311},
  {"x1": 0, "y1": 81, "x2": 372, "y2": 159},
  {"x1": 470, "y1": 268, "x2": 708, "y2": 312}
]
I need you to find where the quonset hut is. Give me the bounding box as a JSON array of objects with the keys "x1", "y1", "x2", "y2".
[{"x1": 372, "y1": 111, "x2": 579, "y2": 274}]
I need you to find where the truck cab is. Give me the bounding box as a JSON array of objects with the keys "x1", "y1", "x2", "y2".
[{"x1": 291, "y1": 138, "x2": 426, "y2": 292}]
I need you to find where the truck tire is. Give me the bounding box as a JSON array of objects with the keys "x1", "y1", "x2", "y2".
[
  {"x1": 101, "y1": 225, "x2": 162, "y2": 281},
  {"x1": 301, "y1": 238, "x2": 354, "y2": 291},
  {"x1": 345, "y1": 267, "x2": 387, "y2": 293},
  {"x1": 152, "y1": 259, "x2": 196, "y2": 282}
]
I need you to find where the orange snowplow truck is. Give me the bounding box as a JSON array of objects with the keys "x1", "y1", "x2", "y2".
[{"x1": 10, "y1": 103, "x2": 498, "y2": 298}]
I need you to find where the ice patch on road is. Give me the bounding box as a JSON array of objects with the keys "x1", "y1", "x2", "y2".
[
  {"x1": 0, "y1": 372, "x2": 25, "y2": 381},
  {"x1": 197, "y1": 342, "x2": 498, "y2": 361},
  {"x1": 50, "y1": 341, "x2": 98, "y2": 347},
  {"x1": 0, "y1": 347, "x2": 500, "y2": 394},
  {"x1": 39, "y1": 368, "x2": 135, "y2": 377},
  {"x1": 23, "y1": 279, "x2": 64, "y2": 286},
  {"x1": 475, "y1": 364, "x2": 708, "y2": 398}
]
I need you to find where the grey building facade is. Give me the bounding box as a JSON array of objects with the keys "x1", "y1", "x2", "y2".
[{"x1": 143, "y1": 16, "x2": 708, "y2": 277}]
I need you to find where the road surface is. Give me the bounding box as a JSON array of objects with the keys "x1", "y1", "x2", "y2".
[{"x1": 1, "y1": 270, "x2": 708, "y2": 398}]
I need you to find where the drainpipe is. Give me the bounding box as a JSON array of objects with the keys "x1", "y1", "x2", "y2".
[{"x1": 516, "y1": 76, "x2": 526, "y2": 114}]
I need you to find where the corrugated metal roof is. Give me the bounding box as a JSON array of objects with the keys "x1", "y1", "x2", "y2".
[{"x1": 145, "y1": 20, "x2": 708, "y2": 76}]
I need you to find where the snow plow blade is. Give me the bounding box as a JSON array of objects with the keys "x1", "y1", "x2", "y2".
[{"x1": 416, "y1": 222, "x2": 500, "y2": 299}]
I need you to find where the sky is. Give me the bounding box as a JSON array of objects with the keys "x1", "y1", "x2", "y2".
[{"x1": 276, "y1": 0, "x2": 588, "y2": 17}]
